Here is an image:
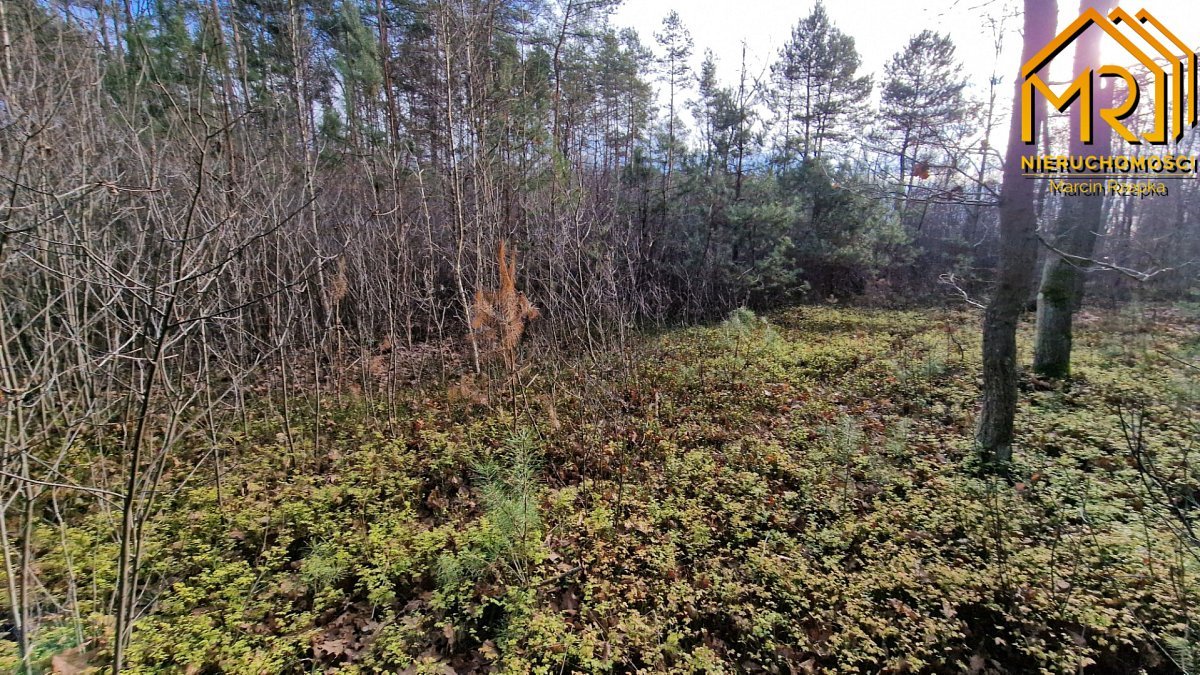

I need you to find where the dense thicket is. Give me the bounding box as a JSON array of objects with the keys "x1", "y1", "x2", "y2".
[{"x1": 5, "y1": 0, "x2": 1197, "y2": 356}]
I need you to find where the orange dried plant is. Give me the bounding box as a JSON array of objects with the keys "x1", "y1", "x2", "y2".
[{"x1": 471, "y1": 241, "x2": 539, "y2": 369}]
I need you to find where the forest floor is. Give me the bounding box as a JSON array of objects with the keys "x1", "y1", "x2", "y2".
[{"x1": 8, "y1": 305, "x2": 1200, "y2": 674}]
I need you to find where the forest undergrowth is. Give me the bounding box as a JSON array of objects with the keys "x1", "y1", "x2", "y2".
[{"x1": 5, "y1": 305, "x2": 1198, "y2": 674}]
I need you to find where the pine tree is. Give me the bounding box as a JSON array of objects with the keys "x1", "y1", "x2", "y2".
[
  {"x1": 880, "y1": 30, "x2": 967, "y2": 195},
  {"x1": 654, "y1": 10, "x2": 692, "y2": 186},
  {"x1": 324, "y1": 0, "x2": 382, "y2": 148},
  {"x1": 769, "y1": 1, "x2": 871, "y2": 167}
]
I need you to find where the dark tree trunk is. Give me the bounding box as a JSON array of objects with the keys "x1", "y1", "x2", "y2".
[
  {"x1": 1034, "y1": 0, "x2": 1115, "y2": 378},
  {"x1": 976, "y1": 0, "x2": 1057, "y2": 467}
]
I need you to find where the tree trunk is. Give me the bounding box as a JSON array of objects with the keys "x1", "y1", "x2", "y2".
[
  {"x1": 1034, "y1": 0, "x2": 1115, "y2": 378},
  {"x1": 976, "y1": 0, "x2": 1056, "y2": 467}
]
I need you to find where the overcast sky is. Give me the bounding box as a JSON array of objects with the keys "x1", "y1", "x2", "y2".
[{"x1": 611, "y1": 0, "x2": 1200, "y2": 123}]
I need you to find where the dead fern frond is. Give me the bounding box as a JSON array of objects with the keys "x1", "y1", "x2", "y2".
[
  {"x1": 329, "y1": 257, "x2": 349, "y2": 307},
  {"x1": 472, "y1": 241, "x2": 539, "y2": 370}
]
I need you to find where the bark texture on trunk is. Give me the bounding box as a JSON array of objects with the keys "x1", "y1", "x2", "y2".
[
  {"x1": 1034, "y1": 0, "x2": 1115, "y2": 378},
  {"x1": 1033, "y1": 255, "x2": 1084, "y2": 377},
  {"x1": 977, "y1": 0, "x2": 1057, "y2": 467}
]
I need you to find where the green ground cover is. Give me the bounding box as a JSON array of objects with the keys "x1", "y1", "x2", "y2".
[{"x1": 6, "y1": 305, "x2": 1198, "y2": 674}]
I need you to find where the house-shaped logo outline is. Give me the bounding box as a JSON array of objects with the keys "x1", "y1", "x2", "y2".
[
  {"x1": 1129, "y1": 9, "x2": 1198, "y2": 137},
  {"x1": 1020, "y1": 7, "x2": 1197, "y2": 146}
]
